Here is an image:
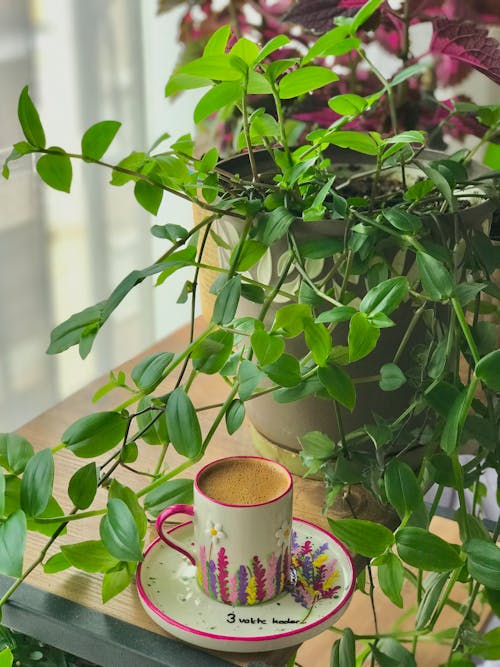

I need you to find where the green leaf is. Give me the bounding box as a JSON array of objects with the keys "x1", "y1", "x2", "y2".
[
  {"x1": 440, "y1": 389, "x2": 467, "y2": 455},
  {"x1": 18, "y1": 86, "x2": 46, "y2": 147},
  {"x1": 262, "y1": 354, "x2": 301, "y2": 387},
  {"x1": 102, "y1": 563, "x2": 133, "y2": 603},
  {"x1": 351, "y1": 0, "x2": 384, "y2": 33},
  {"x1": 43, "y1": 551, "x2": 71, "y2": 574},
  {"x1": 100, "y1": 498, "x2": 143, "y2": 563},
  {"x1": 110, "y1": 151, "x2": 146, "y2": 185},
  {"x1": 359, "y1": 277, "x2": 409, "y2": 316},
  {"x1": 338, "y1": 628, "x2": 356, "y2": 667},
  {"x1": 178, "y1": 54, "x2": 243, "y2": 81},
  {"x1": 470, "y1": 627, "x2": 500, "y2": 659},
  {"x1": 384, "y1": 459, "x2": 422, "y2": 519},
  {"x1": 194, "y1": 81, "x2": 241, "y2": 124},
  {"x1": 136, "y1": 397, "x2": 168, "y2": 446},
  {"x1": 81, "y1": 120, "x2": 121, "y2": 160},
  {"x1": 379, "y1": 363, "x2": 406, "y2": 391},
  {"x1": 396, "y1": 527, "x2": 462, "y2": 571},
  {"x1": 166, "y1": 387, "x2": 202, "y2": 458},
  {"x1": 328, "y1": 93, "x2": 367, "y2": 116},
  {"x1": 36, "y1": 152, "x2": 72, "y2": 192},
  {"x1": 192, "y1": 330, "x2": 234, "y2": 375},
  {"x1": 417, "y1": 161, "x2": 455, "y2": 211},
  {"x1": 327, "y1": 130, "x2": 381, "y2": 155},
  {"x1": 212, "y1": 276, "x2": 241, "y2": 325},
  {"x1": 0, "y1": 473, "x2": 4, "y2": 518},
  {"x1": 278, "y1": 66, "x2": 338, "y2": 99},
  {"x1": 328, "y1": 518, "x2": 394, "y2": 558},
  {"x1": 144, "y1": 479, "x2": 193, "y2": 517},
  {"x1": 225, "y1": 399, "x2": 245, "y2": 435},
  {"x1": 416, "y1": 252, "x2": 454, "y2": 301},
  {"x1": 20, "y1": 448, "x2": 54, "y2": 517},
  {"x1": 372, "y1": 638, "x2": 416, "y2": 667},
  {"x1": 68, "y1": 462, "x2": 98, "y2": 510},
  {"x1": 134, "y1": 180, "x2": 163, "y2": 215},
  {"x1": 0, "y1": 433, "x2": 34, "y2": 474},
  {"x1": 255, "y1": 35, "x2": 290, "y2": 64},
  {"x1": 63, "y1": 412, "x2": 128, "y2": 458},
  {"x1": 304, "y1": 321, "x2": 332, "y2": 367},
  {"x1": 318, "y1": 364, "x2": 356, "y2": 411},
  {"x1": 230, "y1": 37, "x2": 260, "y2": 65},
  {"x1": 298, "y1": 237, "x2": 344, "y2": 259},
  {"x1": 390, "y1": 62, "x2": 428, "y2": 87},
  {"x1": 131, "y1": 351, "x2": 174, "y2": 392},
  {"x1": 272, "y1": 304, "x2": 312, "y2": 337},
  {"x1": 204, "y1": 25, "x2": 231, "y2": 55},
  {"x1": 251, "y1": 330, "x2": 285, "y2": 366},
  {"x1": 475, "y1": 349, "x2": 500, "y2": 390},
  {"x1": 256, "y1": 206, "x2": 295, "y2": 245},
  {"x1": 415, "y1": 571, "x2": 449, "y2": 630},
  {"x1": 316, "y1": 306, "x2": 356, "y2": 324},
  {"x1": 109, "y1": 480, "x2": 147, "y2": 540},
  {"x1": 299, "y1": 431, "x2": 335, "y2": 459},
  {"x1": 231, "y1": 240, "x2": 267, "y2": 272},
  {"x1": 303, "y1": 25, "x2": 350, "y2": 63},
  {"x1": 0, "y1": 647, "x2": 13, "y2": 667},
  {"x1": 382, "y1": 209, "x2": 422, "y2": 235},
  {"x1": 348, "y1": 312, "x2": 380, "y2": 362},
  {"x1": 0, "y1": 510, "x2": 26, "y2": 577},
  {"x1": 484, "y1": 142, "x2": 500, "y2": 169},
  {"x1": 375, "y1": 552, "x2": 404, "y2": 608},
  {"x1": 454, "y1": 282, "x2": 487, "y2": 306},
  {"x1": 463, "y1": 539, "x2": 500, "y2": 590},
  {"x1": 61, "y1": 540, "x2": 119, "y2": 573},
  {"x1": 150, "y1": 223, "x2": 188, "y2": 242},
  {"x1": 238, "y1": 360, "x2": 264, "y2": 400}
]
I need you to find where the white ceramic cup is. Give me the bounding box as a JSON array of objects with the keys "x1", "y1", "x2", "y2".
[{"x1": 156, "y1": 456, "x2": 293, "y2": 606}]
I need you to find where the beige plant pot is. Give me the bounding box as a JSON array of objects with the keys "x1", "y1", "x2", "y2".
[{"x1": 198, "y1": 148, "x2": 496, "y2": 470}]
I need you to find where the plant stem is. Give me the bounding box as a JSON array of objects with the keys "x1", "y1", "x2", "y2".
[
  {"x1": 451, "y1": 297, "x2": 480, "y2": 365},
  {"x1": 393, "y1": 303, "x2": 426, "y2": 364},
  {"x1": 153, "y1": 443, "x2": 169, "y2": 477},
  {"x1": 35, "y1": 508, "x2": 107, "y2": 523},
  {"x1": 357, "y1": 49, "x2": 398, "y2": 134},
  {"x1": 241, "y1": 71, "x2": 259, "y2": 181}
]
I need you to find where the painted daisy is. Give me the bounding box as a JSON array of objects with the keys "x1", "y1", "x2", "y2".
[
  {"x1": 205, "y1": 521, "x2": 226, "y2": 545},
  {"x1": 275, "y1": 521, "x2": 292, "y2": 548}
]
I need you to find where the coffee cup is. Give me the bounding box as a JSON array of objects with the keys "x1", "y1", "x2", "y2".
[{"x1": 155, "y1": 456, "x2": 293, "y2": 606}]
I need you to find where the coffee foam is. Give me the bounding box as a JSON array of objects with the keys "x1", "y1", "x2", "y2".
[{"x1": 198, "y1": 458, "x2": 290, "y2": 505}]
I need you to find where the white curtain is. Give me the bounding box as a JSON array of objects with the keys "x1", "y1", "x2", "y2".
[{"x1": 0, "y1": 0, "x2": 195, "y2": 431}]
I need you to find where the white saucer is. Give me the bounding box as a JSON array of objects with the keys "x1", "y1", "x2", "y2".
[{"x1": 136, "y1": 518, "x2": 355, "y2": 652}]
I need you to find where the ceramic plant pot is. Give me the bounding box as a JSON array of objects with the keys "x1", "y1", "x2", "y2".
[{"x1": 203, "y1": 149, "x2": 496, "y2": 472}]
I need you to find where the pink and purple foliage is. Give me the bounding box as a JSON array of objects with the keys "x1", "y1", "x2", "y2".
[
  {"x1": 252, "y1": 555, "x2": 267, "y2": 602},
  {"x1": 217, "y1": 547, "x2": 230, "y2": 604},
  {"x1": 237, "y1": 565, "x2": 249, "y2": 605},
  {"x1": 289, "y1": 531, "x2": 342, "y2": 609},
  {"x1": 160, "y1": 0, "x2": 500, "y2": 147}
]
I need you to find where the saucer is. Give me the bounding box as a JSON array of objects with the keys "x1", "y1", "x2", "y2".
[{"x1": 136, "y1": 518, "x2": 355, "y2": 652}]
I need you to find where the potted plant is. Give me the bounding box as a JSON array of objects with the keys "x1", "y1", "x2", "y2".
[{"x1": 1, "y1": 1, "x2": 499, "y2": 664}]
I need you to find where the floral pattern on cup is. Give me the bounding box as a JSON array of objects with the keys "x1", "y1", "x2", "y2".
[
  {"x1": 288, "y1": 530, "x2": 341, "y2": 610},
  {"x1": 205, "y1": 521, "x2": 226, "y2": 545},
  {"x1": 197, "y1": 545, "x2": 290, "y2": 605}
]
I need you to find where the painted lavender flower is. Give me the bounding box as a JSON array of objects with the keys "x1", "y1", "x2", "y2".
[
  {"x1": 288, "y1": 530, "x2": 341, "y2": 609},
  {"x1": 197, "y1": 547, "x2": 289, "y2": 605}
]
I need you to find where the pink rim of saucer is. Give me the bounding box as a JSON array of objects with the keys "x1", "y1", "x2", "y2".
[
  {"x1": 136, "y1": 517, "x2": 356, "y2": 645},
  {"x1": 195, "y1": 455, "x2": 293, "y2": 508}
]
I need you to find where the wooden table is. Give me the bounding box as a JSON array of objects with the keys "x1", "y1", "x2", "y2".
[{"x1": 1, "y1": 322, "x2": 480, "y2": 667}]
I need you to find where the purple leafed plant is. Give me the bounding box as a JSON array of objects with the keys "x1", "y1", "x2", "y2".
[{"x1": 159, "y1": 0, "x2": 500, "y2": 149}]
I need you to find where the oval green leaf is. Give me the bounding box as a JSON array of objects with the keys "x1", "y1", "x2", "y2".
[
  {"x1": 384, "y1": 459, "x2": 422, "y2": 520},
  {"x1": 20, "y1": 448, "x2": 54, "y2": 518},
  {"x1": 166, "y1": 387, "x2": 202, "y2": 458},
  {"x1": 68, "y1": 462, "x2": 99, "y2": 510},
  {"x1": 475, "y1": 349, "x2": 500, "y2": 391},
  {"x1": 464, "y1": 539, "x2": 500, "y2": 590},
  {"x1": 144, "y1": 479, "x2": 194, "y2": 517},
  {"x1": 81, "y1": 120, "x2": 121, "y2": 160},
  {"x1": 18, "y1": 86, "x2": 46, "y2": 147},
  {"x1": 131, "y1": 351, "x2": 174, "y2": 392},
  {"x1": 328, "y1": 518, "x2": 394, "y2": 558},
  {"x1": 63, "y1": 412, "x2": 128, "y2": 458},
  {"x1": 416, "y1": 252, "x2": 454, "y2": 301},
  {"x1": 212, "y1": 276, "x2": 241, "y2": 325},
  {"x1": 359, "y1": 276, "x2": 409, "y2": 316},
  {"x1": 61, "y1": 539, "x2": 119, "y2": 573},
  {"x1": 225, "y1": 399, "x2": 245, "y2": 435},
  {"x1": 0, "y1": 509, "x2": 27, "y2": 577},
  {"x1": 0, "y1": 433, "x2": 34, "y2": 474},
  {"x1": 348, "y1": 312, "x2": 380, "y2": 362},
  {"x1": 100, "y1": 498, "x2": 143, "y2": 563},
  {"x1": 278, "y1": 66, "x2": 338, "y2": 99},
  {"x1": 36, "y1": 152, "x2": 72, "y2": 193},
  {"x1": 318, "y1": 364, "x2": 356, "y2": 411},
  {"x1": 396, "y1": 527, "x2": 462, "y2": 571}
]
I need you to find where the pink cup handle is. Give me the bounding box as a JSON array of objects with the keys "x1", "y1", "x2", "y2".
[{"x1": 156, "y1": 504, "x2": 195, "y2": 565}]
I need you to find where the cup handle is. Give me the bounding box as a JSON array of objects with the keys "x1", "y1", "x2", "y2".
[{"x1": 155, "y1": 504, "x2": 196, "y2": 565}]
